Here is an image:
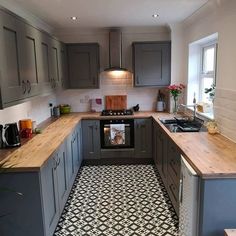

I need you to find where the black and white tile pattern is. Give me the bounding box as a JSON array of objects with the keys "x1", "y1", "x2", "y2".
[{"x1": 54, "y1": 165, "x2": 178, "y2": 236}]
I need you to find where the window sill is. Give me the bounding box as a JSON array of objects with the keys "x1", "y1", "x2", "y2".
[{"x1": 187, "y1": 107, "x2": 214, "y2": 121}]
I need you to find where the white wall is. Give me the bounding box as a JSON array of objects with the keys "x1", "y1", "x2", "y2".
[
  {"x1": 181, "y1": 0, "x2": 236, "y2": 141},
  {"x1": 0, "y1": 94, "x2": 56, "y2": 126},
  {"x1": 55, "y1": 27, "x2": 171, "y2": 112}
]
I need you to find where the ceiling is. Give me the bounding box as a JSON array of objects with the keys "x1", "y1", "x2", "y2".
[{"x1": 11, "y1": 0, "x2": 209, "y2": 29}]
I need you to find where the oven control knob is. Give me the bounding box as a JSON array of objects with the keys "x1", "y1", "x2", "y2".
[
  {"x1": 113, "y1": 112, "x2": 116, "y2": 115},
  {"x1": 121, "y1": 112, "x2": 124, "y2": 115},
  {"x1": 117, "y1": 112, "x2": 120, "y2": 115}
]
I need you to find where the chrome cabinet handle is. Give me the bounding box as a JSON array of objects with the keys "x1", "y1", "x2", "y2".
[
  {"x1": 53, "y1": 156, "x2": 57, "y2": 170},
  {"x1": 22, "y1": 80, "x2": 27, "y2": 94},
  {"x1": 57, "y1": 157, "x2": 60, "y2": 167},
  {"x1": 27, "y1": 80, "x2": 31, "y2": 93},
  {"x1": 179, "y1": 175, "x2": 183, "y2": 204}
]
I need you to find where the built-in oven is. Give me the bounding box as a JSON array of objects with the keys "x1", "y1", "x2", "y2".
[{"x1": 100, "y1": 119, "x2": 134, "y2": 149}]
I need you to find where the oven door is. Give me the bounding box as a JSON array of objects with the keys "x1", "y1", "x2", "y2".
[{"x1": 100, "y1": 119, "x2": 134, "y2": 149}]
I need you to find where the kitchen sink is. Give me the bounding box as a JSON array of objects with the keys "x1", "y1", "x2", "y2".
[{"x1": 159, "y1": 117, "x2": 207, "y2": 133}]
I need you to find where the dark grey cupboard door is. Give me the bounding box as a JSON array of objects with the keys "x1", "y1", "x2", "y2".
[
  {"x1": 19, "y1": 23, "x2": 40, "y2": 98},
  {"x1": 134, "y1": 119, "x2": 152, "y2": 158},
  {"x1": 133, "y1": 42, "x2": 171, "y2": 87},
  {"x1": 66, "y1": 131, "x2": 75, "y2": 187},
  {"x1": 0, "y1": 10, "x2": 25, "y2": 106},
  {"x1": 40, "y1": 153, "x2": 60, "y2": 236},
  {"x1": 67, "y1": 43, "x2": 100, "y2": 89},
  {"x1": 37, "y1": 32, "x2": 52, "y2": 94},
  {"x1": 56, "y1": 143, "x2": 68, "y2": 213},
  {"x1": 50, "y1": 39, "x2": 60, "y2": 89},
  {"x1": 59, "y1": 43, "x2": 68, "y2": 89},
  {"x1": 82, "y1": 120, "x2": 101, "y2": 159}
]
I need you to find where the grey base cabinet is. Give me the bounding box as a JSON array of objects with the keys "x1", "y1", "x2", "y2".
[
  {"x1": 153, "y1": 120, "x2": 180, "y2": 215},
  {"x1": 82, "y1": 120, "x2": 101, "y2": 159},
  {"x1": 0, "y1": 122, "x2": 82, "y2": 236},
  {"x1": 134, "y1": 118, "x2": 152, "y2": 158},
  {"x1": 133, "y1": 42, "x2": 171, "y2": 87}
]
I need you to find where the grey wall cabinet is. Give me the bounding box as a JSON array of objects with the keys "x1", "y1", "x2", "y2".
[
  {"x1": 82, "y1": 120, "x2": 101, "y2": 159},
  {"x1": 134, "y1": 118, "x2": 152, "y2": 158},
  {"x1": 67, "y1": 43, "x2": 100, "y2": 89},
  {"x1": 0, "y1": 9, "x2": 65, "y2": 109},
  {"x1": 38, "y1": 33, "x2": 54, "y2": 94},
  {"x1": 50, "y1": 39, "x2": 61, "y2": 89},
  {"x1": 0, "y1": 10, "x2": 26, "y2": 106},
  {"x1": 133, "y1": 42, "x2": 171, "y2": 87},
  {"x1": 59, "y1": 43, "x2": 68, "y2": 89}
]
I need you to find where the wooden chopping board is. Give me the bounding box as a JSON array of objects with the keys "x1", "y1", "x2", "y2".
[{"x1": 105, "y1": 95, "x2": 127, "y2": 110}]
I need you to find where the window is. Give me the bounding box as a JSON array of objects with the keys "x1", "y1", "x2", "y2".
[
  {"x1": 187, "y1": 33, "x2": 218, "y2": 120},
  {"x1": 200, "y1": 43, "x2": 217, "y2": 103}
]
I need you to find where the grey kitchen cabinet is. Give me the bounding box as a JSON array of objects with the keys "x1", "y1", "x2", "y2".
[
  {"x1": 167, "y1": 139, "x2": 181, "y2": 214},
  {"x1": 134, "y1": 118, "x2": 152, "y2": 158},
  {"x1": 20, "y1": 23, "x2": 41, "y2": 98},
  {"x1": 40, "y1": 150, "x2": 61, "y2": 236},
  {"x1": 133, "y1": 42, "x2": 171, "y2": 87},
  {"x1": 82, "y1": 120, "x2": 101, "y2": 159},
  {"x1": 59, "y1": 43, "x2": 68, "y2": 89},
  {"x1": 0, "y1": 8, "x2": 66, "y2": 109},
  {"x1": 49, "y1": 39, "x2": 61, "y2": 89},
  {"x1": 67, "y1": 43, "x2": 100, "y2": 89},
  {"x1": 0, "y1": 10, "x2": 26, "y2": 107},
  {"x1": 38, "y1": 32, "x2": 53, "y2": 94},
  {"x1": 154, "y1": 121, "x2": 168, "y2": 185}
]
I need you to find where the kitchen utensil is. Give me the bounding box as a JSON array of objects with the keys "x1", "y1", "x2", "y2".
[
  {"x1": 0, "y1": 123, "x2": 21, "y2": 148},
  {"x1": 59, "y1": 104, "x2": 71, "y2": 114},
  {"x1": 53, "y1": 106, "x2": 60, "y2": 117},
  {"x1": 105, "y1": 95, "x2": 127, "y2": 110},
  {"x1": 133, "y1": 104, "x2": 139, "y2": 112},
  {"x1": 156, "y1": 101, "x2": 165, "y2": 112}
]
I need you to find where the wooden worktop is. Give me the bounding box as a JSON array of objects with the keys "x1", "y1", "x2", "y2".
[{"x1": 1, "y1": 111, "x2": 236, "y2": 178}]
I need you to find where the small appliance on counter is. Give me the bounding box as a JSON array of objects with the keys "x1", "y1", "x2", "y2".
[
  {"x1": 156, "y1": 91, "x2": 166, "y2": 112},
  {"x1": 0, "y1": 123, "x2": 21, "y2": 148},
  {"x1": 59, "y1": 104, "x2": 71, "y2": 114},
  {"x1": 90, "y1": 99, "x2": 102, "y2": 112},
  {"x1": 19, "y1": 119, "x2": 33, "y2": 138},
  {"x1": 132, "y1": 104, "x2": 139, "y2": 112}
]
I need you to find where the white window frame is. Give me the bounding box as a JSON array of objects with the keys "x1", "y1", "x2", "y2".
[{"x1": 199, "y1": 41, "x2": 217, "y2": 102}]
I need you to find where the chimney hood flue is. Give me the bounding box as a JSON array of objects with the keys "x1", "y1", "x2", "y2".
[{"x1": 104, "y1": 29, "x2": 128, "y2": 72}]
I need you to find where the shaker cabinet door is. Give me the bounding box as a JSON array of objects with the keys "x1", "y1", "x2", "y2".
[
  {"x1": 57, "y1": 143, "x2": 69, "y2": 213},
  {"x1": 134, "y1": 119, "x2": 152, "y2": 158},
  {"x1": 67, "y1": 43, "x2": 100, "y2": 89},
  {"x1": 19, "y1": 23, "x2": 41, "y2": 98},
  {"x1": 82, "y1": 120, "x2": 101, "y2": 159},
  {"x1": 40, "y1": 154, "x2": 60, "y2": 236},
  {"x1": 133, "y1": 42, "x2": 171, "y2": 87},
  {"x1": 0, "y1": 10, "x2": 25, "y2": 107}
]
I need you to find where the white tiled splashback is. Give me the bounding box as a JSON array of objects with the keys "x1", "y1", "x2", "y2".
[
  {"x1": 214, "y1": 88, "x2": 236, "y2": 142},
  {"x1": 0, "y1": 94, "x2": 56, "y2": 126},
  {"x1": 56, "y1": 72, "x2": 162, "y2": 112}
]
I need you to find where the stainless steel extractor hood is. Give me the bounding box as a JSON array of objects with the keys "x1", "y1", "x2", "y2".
[{"x1": 104, "y1": 28, "x2": 128, "y2": 72}]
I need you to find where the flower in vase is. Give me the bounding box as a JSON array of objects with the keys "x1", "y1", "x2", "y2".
[{"x1": 167, "y1": 84, "x2": 185, "y2": 112}]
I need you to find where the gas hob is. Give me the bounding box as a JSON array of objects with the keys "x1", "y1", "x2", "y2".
[{"x1": 101, "y1": 109, "x2": 133, "y2": 116}]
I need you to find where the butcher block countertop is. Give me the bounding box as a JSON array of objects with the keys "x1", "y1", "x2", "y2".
[{"x1": 0, "y1": 112, "x2": 236, "y2": 178}]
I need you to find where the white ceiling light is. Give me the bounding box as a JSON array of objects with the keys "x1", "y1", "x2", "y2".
[
  {"x1": 70, "y1": 16, "x2": 77, "y2": 21},
  {"x1": 152, "y1": 14, "x2": 159, "y2": 18}
]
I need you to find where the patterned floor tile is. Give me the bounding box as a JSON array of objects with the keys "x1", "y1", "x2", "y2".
[{"x1": 54, "y1": 164, "x2": 179, "y2": 236}]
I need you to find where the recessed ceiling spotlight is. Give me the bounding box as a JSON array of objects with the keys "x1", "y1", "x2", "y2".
[
  {"x1": 70, "y1": 16, "x2": 78, "y2": 21},
  {"x1": 152, "y1": 14, "x2": 159, "y2": 18}
]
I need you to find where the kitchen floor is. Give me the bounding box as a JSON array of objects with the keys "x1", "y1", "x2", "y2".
[{"x1": 54, "y1": 164, "x2": 179, "y2": 236}]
